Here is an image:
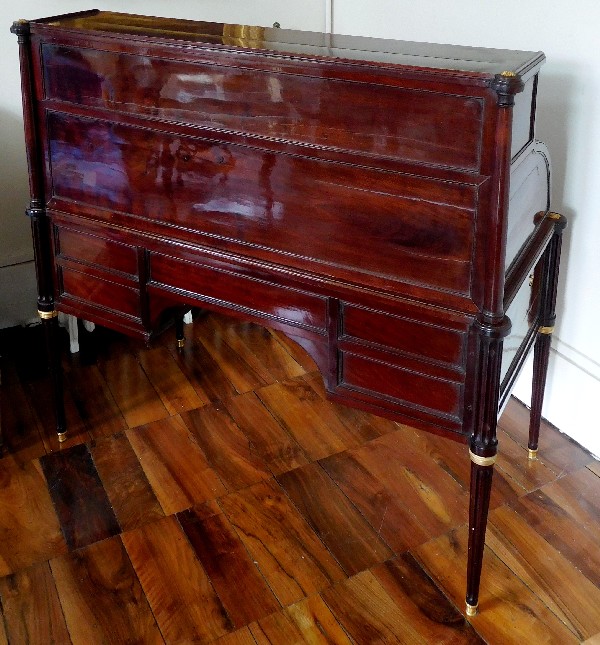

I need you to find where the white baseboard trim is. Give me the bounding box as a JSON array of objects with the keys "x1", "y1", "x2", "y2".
[
  {"x1": 513, "y1": 342, "x2": 600, "y2": 459},
  {"x1": 0, "y1": 261, "x2": 38, "y2": 329}
]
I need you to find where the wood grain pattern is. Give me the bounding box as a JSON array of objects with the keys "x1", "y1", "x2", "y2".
[
  {"x1": 137, "y1": 345, "x2": 206, "y2": 415},
  {"x1": 222, "y1": 391, "x2": 309, "y2": 476},
  {"x1": 0, "y1": 458, "x2": 67, "y2": 576},
  {"x1": 587, "y1": 460, "x2": 600, "y2": 478},
  {"x1": 257, "y1": 379, "x2": 361, "y2": 460},
  {"x1": 178, "y1": 506, "x2": 280, "y2": 626},
  {"x1": 182, "y1": 405, "x2": 272, "y2": 491},
  {"x1": 64, "y1": 364, "x2": 127, "y2": 439},
  {"x1": 321, "y1": 569, "x2": 429, "y2": 644},
  {"x1": 278, "y1": 462, "x2": 393, "y2": 575},
  {"x1": 269, "y1": 329, "x2": 319, "y2": 373},
  {"x1": 122, "y1": 515, "x2": 233, "y2": 643},
  {"x1": 415, "y1": 526, "x2": 578, "y2": 644},
  {"x1": 50, "y1": 536, "x2": 163, "y2": 643},
  {"x1": 0, "y1": 562, "x2": 70, "y2": 644},
  {"x1": 487, "y1": 504, "x2": 600, "y2": 641},
  {"x1": 40, "y1": 444, "x2": 121, "y2": 550},
  {"x1": 99, "y1": 353, "x2": 169, "y2": 428},
  {"x1": 90, "y1": 431, "x2": 164, "y2": 531},
  {"x1": 251, "y1": 594, "x2": 353, "y2": 644},
  {"x1": 127, "y1": 415, "x2": 226, "y2": 515},
  {"x1": 219, "y1": 479, "x2": 345, "y2": 605},
  {"x1": 213, "y1": 627, "x2": 257, "y2": 645}
]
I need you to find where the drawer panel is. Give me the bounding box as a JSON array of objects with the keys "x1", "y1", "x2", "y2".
[
  {"x1": 59, "y1": 267, "x2": 141, "y2": 319},
  {"x1": 342, "y1": 303, "x2": 467, "y2": 367},
  {"x1": 149, "y1": 252, "x2": 327, "y2": 333},
  {"x1": 47, "y1": 113, "x2": 476, "y2": 296},
  {"x1": 42, "y1": 44, "x2": 484, "y2": 170},
  {"x1": 56, "y1": 225, "x2": 139, "y2": 276},
  {"x1": 340, "y1": 351, "x2": 462, "y2": 419}
]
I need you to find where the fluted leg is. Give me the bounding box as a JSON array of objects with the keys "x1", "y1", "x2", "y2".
[
  {"x1": 528, "y1": 213, "x2": 567, "y2": 459},
  {"x1": 40, "y1": 310, "x2": 67, "y2": 442}
]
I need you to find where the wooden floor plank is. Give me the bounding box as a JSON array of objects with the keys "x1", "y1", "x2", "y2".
[
  {"x1": 222, "y1": 391, "x2": 310, "y2": 476},
  {"x1": 0, "y1": 457, "x2": 67, "y2": 576},
  {"x1": 213, "y1": 626, "x2": 257, "y2": 645},
  {"x1": 0, "y1": 361, "x2": 46, "y2": 462},
  {"x1": 89, "y1": 432, "x2": 164, "y2": 532},
  {"x1": 321, "y1": 430, "x2": 469, "y2": 552},
  {"x1": 256, "y1": 379, "x2": 361, "y2": 460},
  {"x1": 588, "y1": 460, "x2": 600, "y2": 478},
  {"x1": 178, "y1": 505, "x2": 281, "y2": 626},
  {"x1": 251, "y1": 594, "x2": 353, "y2": 644},
  {"x1": 372, "y1": 554, "x2": 484, "y2": 644},
  {"x1": 122, "y1": 515, "x2": 233, "y2": 643},
  {"x1": 168, "y1": 338, "x2": 239, "y2": 402},
  {"x1": 50, "y1": 536, "x2": 163, "y2": 644},
  {"x1": 194, "y1": 318, "x2": 273, "y2": 394},
  {"x1": 0, "y1": 561, "x2": 70, "y2": 644},
  {"x1": 40, "y1": 444, "x2": 121, "y2": 550},
  {"x1": 278, "y1": 462, "x2": 393, "y2": 575},
  {"x1": 511, "y1": 468, "x2": 600, "y2": 589},
  {"x1": 488, "y1": 504, "x2": 600, "y2": 641},
  {"x1": 219, "y1": 479, "x2": 345, "y2": 606},
  {"x1": 64, "y1": 363, "x2": 127, "y2": 439},
  {"x1": 415, "y1": 526, "x2": 579, "y2": 644},
  {"x1": 321, "y1": 569, "x2": 430, "y2": 644},
  {"x1": 182, "y1": 405, "x2": 272, "y2": 491},
  {"x1": 137, "y1": 345, "x2": 206, "y2": 415},
  {"x1": 127, "y1": 415, "x2": 226, "y2": 515},
  {"x1": 99, "y1": 352, "x2": 169, "y2": 428},
  {"x1": 268, "y1": 328, "x2": 319, "y2": 373}
]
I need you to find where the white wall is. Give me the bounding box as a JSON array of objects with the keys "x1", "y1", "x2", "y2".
[{"x1": 2, "y1": 1, "x2": 598, "y2": 453}]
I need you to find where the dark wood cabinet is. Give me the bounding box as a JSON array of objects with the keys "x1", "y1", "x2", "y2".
[{"x1": 11, "y1": 10, "x2": 566, "y2": 615}]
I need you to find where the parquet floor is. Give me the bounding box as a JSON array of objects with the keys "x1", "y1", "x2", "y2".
[{"x1": 1, "y1": 312, "x2": 599, "y2": 644}]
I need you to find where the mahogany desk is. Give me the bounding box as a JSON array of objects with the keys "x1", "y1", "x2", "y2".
[{"x1": 11, "y1": 11, "x2": 566, "y2": 615}]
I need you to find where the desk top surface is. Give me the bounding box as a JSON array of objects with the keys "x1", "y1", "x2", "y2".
[{"x1": 29, "y1": 10, "x2": 544, "y2": 78}]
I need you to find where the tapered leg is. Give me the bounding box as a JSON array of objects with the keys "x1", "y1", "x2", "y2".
[
  {"x1": 466, "y1": 315, "x2": 510, "y2": 615},
  {"x1": 40, "y1": 311, "x2": 67, "y2": 442},
  {"x1": 528, "y1": 213, "x2": 567, "y2": 459},
  {"x1": 175, "y1": 315, "x2": 185, "y2": 349}
]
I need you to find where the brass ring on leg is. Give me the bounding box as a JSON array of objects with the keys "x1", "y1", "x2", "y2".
[
  {"x1": 177, "y1": 338, "x2": 185, "y2": 348},
  {"x1": 528, "y1": 448, "x2": 538, "y2": 460},
  {"x1": 57, "y1": 431, "x2": 67, "y2": 443},
  {"x1": 466, "y1": 602, "x2": 478, "y2": 617}
]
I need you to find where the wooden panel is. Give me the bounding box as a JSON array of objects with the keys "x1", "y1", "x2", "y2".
[
  {"x1": 340, "y1": 351, "x2": 463, "y2": 419},
  {"x1": 55, "y1": 224, "x2": 139, "y2": 276},
  {"x1": 178, "y1": 507, "x2": 280, "y2": 626},
  {"x1": 59, "y1": 266, "x2": 141, "y2": 319},
  {"x1": 149, "y1": 252, "x2": 327, "y2": 333},
  {"x1": 415, "y1": 527, "x2": 579, "y2": 644},
  {"x1": 50, "y1": 536, "x2": 163, "y2": 643},
  {"x1": 181, "y1": 405, "x2": 271, "y2": 491},
  {"x1": 122, "y1": 515, "x2": 233, "y2": 642},
  {"x1": 43, "y1": 44, "x2": 484, "y2": 169},
  {"x1": 218, "y1": 479, "x2": 345, "y2": 605},
  {"x1": 251, "y1": 595, "x2": 353, "y2": 644},
  {"x1": 48, "y1": 113, "x2": 476, "y2": 295},
  {"x1": 39, "y1": 444, "x2": 121, "y2": 550},
  {"x1": 342, "y1": 302, "x2": 468, "y2": 366},
  {"x1": 90, "y1": 431, "x2": 165, "y2": 531},
  {"x1": 0, "y1": 458, "x2": 67, "y2": 576},
  {"x1": 277, "y1": 462, "x2": 393, "y2": 575},
  {"x1": 0, "y1": 562, "x2": 70, "y2": 644},
  {"x1": 127, "y1": 415, "x2": 226, "y2": 515}
]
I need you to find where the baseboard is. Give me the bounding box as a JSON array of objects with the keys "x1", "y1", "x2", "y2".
[
  {"x1": 0, "y1": 261, "x2": 38, "y2": 329},
  {"x1": 513, "y1": 340, "x2": 600, "y2": 459}
]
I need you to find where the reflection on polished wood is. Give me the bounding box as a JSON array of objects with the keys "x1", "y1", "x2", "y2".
[
  {"x1": 0, "y1": 319, "x2": 599, "y2": 643},
  {"x1": 11, "y1": 10, "x2": 568, "y2": 614}
]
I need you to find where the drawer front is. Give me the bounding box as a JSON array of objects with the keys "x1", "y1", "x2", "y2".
[
  {"x1": 149, "y1": 252, "x2": 327, "y2": 333},
  {"x1": 42, "y1": 43, "x2": 484, "y2": 170},
  {"x1": 56, "y1": 225, "x2": 139, "y2": 276},
  {"x1": 59, "y1": 267, "x2": 142, "y2": 319},
  {"x1": 47, "y1": 113, "x2": 476, "y2": 297},
  {"x1": 340, "y1": 351, "x2": 463, "y2": 421},
  {"x1": 341, "y1": 303, "x2": 467, "y2": 368}
]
